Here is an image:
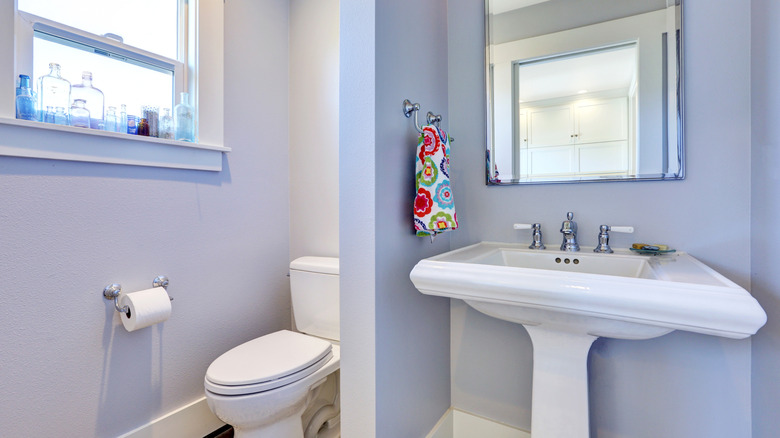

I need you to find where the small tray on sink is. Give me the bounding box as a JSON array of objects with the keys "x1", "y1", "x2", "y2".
[{"x1": 630, "y1": 247, "x2": 677, "y2": 256}]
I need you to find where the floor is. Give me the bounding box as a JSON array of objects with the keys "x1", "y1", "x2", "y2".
[{"x1": 204, "y1": 425, "x2": 233, "y2": 438}]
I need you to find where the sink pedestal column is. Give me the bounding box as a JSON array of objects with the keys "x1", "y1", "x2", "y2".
[{"x1": 524, "y1": 326, "x2": 597, "y2": 438}]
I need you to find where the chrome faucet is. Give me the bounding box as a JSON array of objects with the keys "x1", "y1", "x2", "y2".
[
  {"x1": 560, "y1": 212, "x2": 580, "y2": 252},
  {"x1": 513, "y1": 223, "x2": 546, "y2": 249}
]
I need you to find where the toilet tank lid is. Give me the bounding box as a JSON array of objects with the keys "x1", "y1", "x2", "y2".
[{"x1": 290, "y1": 256, "x2": 339, "y2": 275}]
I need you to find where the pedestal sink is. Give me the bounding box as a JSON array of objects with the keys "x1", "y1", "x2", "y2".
[{"x1": 409, "y1": 242, "x2": 766, "y2": 438}]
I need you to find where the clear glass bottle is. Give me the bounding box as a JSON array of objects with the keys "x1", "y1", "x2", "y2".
[
  {"x1": 105, "y1": 106, "x2": 118, "y2": 132},
  {"x1": 119, "y1": 104, "x2": 128, "y2": 134},
  {"x1": 71, "y1": 72, "x2": 104, "y2": 129},
  {"x1": 69, "y1": 99, "x2": 90, "y2": 128},
  {"x1": 159, "y1": 108, "x2": 173, "y2": 139},
  {"x1": 15, "y1": 75, "x2": 36, "y2": 121},
  {"x1": 43, "y1": 106, "x2": 56, "y2": 124},
  {"x1": 53, "y1": 106, "x2": 68, "y2": 125},
  {"x1": 37, "y1": 63, "x2": 71, "y2": 123},
  {"x1": 174, "y1": 92, "x2": 195, "y2": 142}
]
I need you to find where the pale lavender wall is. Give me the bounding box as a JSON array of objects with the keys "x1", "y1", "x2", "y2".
[
  {"x1": 448, "y1": 0, "x2": 755, "y2": 436},
  {"x1": 339, "y1": 0, "x2": 452, "y2": 435},
  {"x1": 0, "y1": 1, "x2": 292, "y2": 436},
  {"x1": 289, "y1": 0, "x2": 340, "y2": 262},
  {"x1": 750, "y1": 0, "x2": 780, "y2": 436}
]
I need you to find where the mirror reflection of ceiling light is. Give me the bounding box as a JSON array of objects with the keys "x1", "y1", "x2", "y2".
[{"x1": 578, "y1": 89, "x2": 589, "y2": 94}]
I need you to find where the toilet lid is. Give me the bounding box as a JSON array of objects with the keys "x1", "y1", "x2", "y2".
[{"x1": 205, "y1": 330, "x2": 332, "y2": 395}]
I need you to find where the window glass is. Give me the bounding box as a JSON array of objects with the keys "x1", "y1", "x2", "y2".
[
  {"x1": 19, "y1": 0, "x2": 178, "y2": 60},
  {"x1": 33, "y1": 33, "x2": 174, "y2": 119}
]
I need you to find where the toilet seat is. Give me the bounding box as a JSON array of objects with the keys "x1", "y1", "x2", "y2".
[{"x1": 205, "y1": 330, "x2": 332, "y2": 396}]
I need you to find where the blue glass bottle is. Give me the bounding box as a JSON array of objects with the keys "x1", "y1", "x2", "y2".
[
  {"x1": 15, "y1": 75, "x2": 36, "y2": 121},
  {"x1": 53, "y1": 106, "x2": 69, "y2": 125}
]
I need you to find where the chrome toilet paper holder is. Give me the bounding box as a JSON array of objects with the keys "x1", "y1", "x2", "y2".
[{"x1": 103, "y1": 275, "x2": 171, "y2": 314}]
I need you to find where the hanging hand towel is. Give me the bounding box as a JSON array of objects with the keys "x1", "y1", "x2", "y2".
[{"x1": 414, "y1": 124, "x2": 458, "y2": 241}]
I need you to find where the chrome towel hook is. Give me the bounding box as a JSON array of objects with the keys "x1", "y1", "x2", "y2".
[
  {"x1": 403, "y1": 99, "x2": 454, "y2": 142},
  {"x1": 403, "y1": 99, "x2": 424, "y2": 134}
]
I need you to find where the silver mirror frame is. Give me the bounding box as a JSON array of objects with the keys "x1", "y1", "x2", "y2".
[{"x1": 485, "y1": 0, "x2": 685, "y2": 185}]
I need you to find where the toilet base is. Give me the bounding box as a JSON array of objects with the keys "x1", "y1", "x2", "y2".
[{"x1": 232, "y1": 409, "x2": 305, "y2": 438}]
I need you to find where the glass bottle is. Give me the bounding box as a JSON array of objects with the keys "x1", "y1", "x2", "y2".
[
  {"x1": 71, "y1": 72, "x2": 104, "y2": 129},
  {"x1": 15, "y1": 75, "x2": 36, "y2": 121},
  {"x1": 137, "y1": 117, "x2": 150, "y2": 136},
  {"x1": 127, "y1": 115, "x2": 138, "y2": 135},
  {"x1": 105, "y1": 106, "x2": 118, "y2": 132},
  {"x1": 70, "y1": 99, "x2": 90, "y2": 128},
  {"x1": 174, "y1": 92, "x2": 195, "y2": 142},
  {"x1": 53, "y1": 107, "x2": 69, "y2": 126},
  {"x1": 37, "y1": 63, "x2": 71, "y2": 123},
  {"x1": 119, "y1": 104, "x2": 128, "y2": 134},
  {"x1": 143, "y1": 105, "x2": 159, "y2": 137},
  {"x1": 159, "y1": 108, "x2": 173, "y2": 139},
  {"x1": 43, "y1": 106, "x2": 56, "y2": 124}
]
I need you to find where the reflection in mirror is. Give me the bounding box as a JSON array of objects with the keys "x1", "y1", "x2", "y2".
[{"x1": 486, "y1": 0, "x2": 684, "y2": 185}]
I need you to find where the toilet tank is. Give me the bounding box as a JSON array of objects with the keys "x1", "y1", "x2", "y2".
[{"x1": 290, "y1": 256, "x2": 339, "y2": 341}]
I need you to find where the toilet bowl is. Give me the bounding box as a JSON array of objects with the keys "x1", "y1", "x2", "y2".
[{"x1": 204, "y1": 257, "x2": 340, "y2": 438}]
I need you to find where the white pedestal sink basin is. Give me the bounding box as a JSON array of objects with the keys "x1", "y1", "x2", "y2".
[{"x1": 410, "y1": 242, "x2": 766, "y2": 438}]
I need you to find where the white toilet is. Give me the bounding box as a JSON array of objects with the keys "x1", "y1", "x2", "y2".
[{"x1": 204, "y1": 257, "x2": 341, "y2": 438}]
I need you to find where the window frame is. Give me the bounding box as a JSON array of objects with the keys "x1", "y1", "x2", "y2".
[{"x1": 0, "y1": 0, "x2": 227, "y2": 171}]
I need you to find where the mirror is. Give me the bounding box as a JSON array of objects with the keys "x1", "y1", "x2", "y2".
[{"x1": 485, "y1": 0, "x2": 684, "y2": 184}]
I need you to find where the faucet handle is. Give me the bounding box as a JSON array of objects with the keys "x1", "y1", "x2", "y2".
[
  {"x1": 513, "y1": 223, "x2": 545, "y2": 250},
  {"x1": 594, "y1": 225, "x2": 634, "y2": 253}
]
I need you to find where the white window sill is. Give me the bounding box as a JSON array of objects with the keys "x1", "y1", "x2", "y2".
[{"x1": 0, "y1": 117, "x2": 229, "y2": 171}]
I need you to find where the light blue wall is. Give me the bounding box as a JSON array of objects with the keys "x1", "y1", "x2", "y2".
[
  {"x1": 0, "y1": 1, "x2": 292, "y2": 436},
  {"x1": 448, "y1": 0, "x2": 755, "y2": 436},
  {"x1": 340, "y1": 0, "x2": 453, "y2": 435},
  {"x1": 750, "y1": 0, "x2": 780, "y2": 436}
]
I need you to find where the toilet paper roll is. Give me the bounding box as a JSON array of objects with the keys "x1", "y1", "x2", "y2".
[{"x1": 119, "y1": 287, "x2": 172, "y2": 332}]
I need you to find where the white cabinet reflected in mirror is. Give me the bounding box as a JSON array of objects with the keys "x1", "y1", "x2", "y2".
[{"x1": 486, "y1": 0, "x2": 684, "y2": 185}]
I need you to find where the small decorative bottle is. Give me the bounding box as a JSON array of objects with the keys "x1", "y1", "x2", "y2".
[
  {"x1": 174, "y1": 92, "x2": 194, "y2": 142},
  {"x1": 137, "y1": 117, "x2": 150, "y2": 136},
  {"x1": 105, "y1": 106, "x2": 118, "y2": 132},
  {"x1": 127, "y1": 115, "x2": 138, "y2": 134},
  {"x1": 119, "y1": 104, "x2": 128, "y2": 134},
  {"x1": 69, "y1": 99, "x2": 90, "y2": 128},
  {"x1": 71, "y1": 72, "x2": 104, "y2": 129},
  {"x1": 143, "y1": 106, "x2": 159, "y2": 137},
  {"x1": 53, "y1": 106, "x2": 68, "y2": 125},
  {"x1": 43, "y1": 106, "x2": 56, "y2": 124},
  {"x1": 15, "y1": 74, "x2": 36, "y2": 121},
  {"x1": 37, "y1": 63, "x2": 71, "y2": 123},
  {"x1": 159, "y1": 108, "x2": 173, "y2": 139}
]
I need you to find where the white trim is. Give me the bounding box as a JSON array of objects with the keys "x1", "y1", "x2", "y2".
[
  {"x1": 0, "y1": 117, "x2": 228, "y2": 171},
  {"x1": 117, "y1": 397, "x2": 225, "y2": 438},
  {"x1": 426, "y1": 408, "x2": 530, "y2": 438},
  {"x1": 0, "y1": 0, "x2": 226, "y2": 171}
]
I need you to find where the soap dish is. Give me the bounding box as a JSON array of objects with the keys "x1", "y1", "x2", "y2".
[{"x1": 630, "y1": 247, "x2": 676, "y2": 256}]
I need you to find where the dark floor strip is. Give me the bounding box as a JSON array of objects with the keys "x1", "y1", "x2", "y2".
[{"x1": 203, "y1": 424, "x2": 233, "y2": 438}]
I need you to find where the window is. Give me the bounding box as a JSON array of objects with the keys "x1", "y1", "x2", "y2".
[
  {"x1": 17, "y1": 1, "x2": 184, "y2": 132},
  {"x1": 0, "y1": 0, "x2": 226, "y2": 171}
]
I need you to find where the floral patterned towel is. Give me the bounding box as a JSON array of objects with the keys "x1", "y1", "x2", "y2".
[{"x1": 414, "y1": 124, "x2": 458, "y2": 240}]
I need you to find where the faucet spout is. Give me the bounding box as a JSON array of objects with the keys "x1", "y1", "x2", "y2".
[{"x1": 560, "y1": 212, "x2": 580, "y2": 252}]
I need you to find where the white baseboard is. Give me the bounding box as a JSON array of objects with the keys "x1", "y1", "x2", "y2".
[
  {"x1": 426, "y1": 408, "x2": 530, "y2": 438},
  {"x1": 118, "y1": 397, "x2": 225, "y2": 438}
]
